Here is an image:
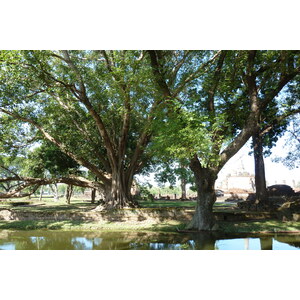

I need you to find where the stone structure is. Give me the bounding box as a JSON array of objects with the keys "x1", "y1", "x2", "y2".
[{"x1": 218, "y1": 172, "x2": 255, "y2": 192}]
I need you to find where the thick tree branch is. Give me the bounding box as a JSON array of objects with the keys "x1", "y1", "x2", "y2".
[
  {"x1": 173, "y1": 50, "x2": 222, "y2": 97},
  {"x1": 207, "y1": 51, "x2": 227, "y2": 113},
  {"x1": 54, "y1": 96, "x2": 112, "y2": 172},
  {"x1": 169, "y1": 50, "x2": 192, "y2": 87},
  {"x1": 52, "y1": 50, "x2": 117, "y2": 168},
  {"x1": 261, "y1": 69, "x2": 300, "y2": 110},
  {"x1": 147, "y1": 50, "x2": 173, "y2": 99},
  {"x1": 218, "y1": 52, "x2": 299, "y2": 172},
  {"x1": 99, "y1": 50, "x2": 132, "y2": 164},
  {"x1": 218, "y1": 51, "x2": 260, "y2": 171}
]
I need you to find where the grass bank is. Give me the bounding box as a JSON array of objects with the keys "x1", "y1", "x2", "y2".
[
  {"x1": 218, "y1": 220, "x2": 300, "y2": 234},
  {"x1": 1, "y1": 198, "x2": 299, "y2": 234},
  {"x1": 0, "y1": 219, "x2": 184, "y2": 232},
  {"x1": 1, "y1": 218, "x2": 300, "y2": 234}
]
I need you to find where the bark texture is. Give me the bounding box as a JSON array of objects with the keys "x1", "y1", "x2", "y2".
[
  {"x1": 252, "y1": 132, "x2": 268, "y2": 203},
  {"x1": 101, "y1": 170, "x2": 137, "y2": 209},
  {"x1": 187, "y1": 157, "x2": 218, "y2": 231}
]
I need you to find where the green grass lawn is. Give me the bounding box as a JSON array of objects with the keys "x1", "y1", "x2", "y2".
[
  {"x1": 138, "y1": 200, "x2": 196, "y2": 208},
  {"x1": 218, "y1": 220, "x2": 300, "y2": 233},
  {"x1": 0, "y1": 197, "x2": 240, "y2": 216},
  {"x1": 1, "y1": 218, "x2": 300, "y2": 234},
  {"x1": 0, "y1": 197, "x2": 97, "y2": 213},
  {"x1": 138, "y1": 200, "x2": 235, "y2": 209},
  {"x1": 0, "y1": 218, "x2": 184, "y2": 232},
  {"x1": 2, "y1": 198, "x2": 299, "y2": 234}
]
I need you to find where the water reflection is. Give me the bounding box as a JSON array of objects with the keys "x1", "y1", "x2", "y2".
[
  {"x1": 260, "y1": 237, "x2": 273, "y2": 250},
  {"x1": 0, "y1": 242, "x2": 15, "y2": 250},
  {"x1": 0, "y1": 230, "x2": 299, "y2": 250},
  {"x1": 244, "y1": 238, "x2": 249, "y2": 250}
]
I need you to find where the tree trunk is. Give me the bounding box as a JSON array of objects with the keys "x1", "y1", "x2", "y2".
[
  {"x1": 101, "y1": 169, "x2": 138, "y2": 209},
  {"x1": 187, "y1": 158, "x2": 217, "y2": 231},
  {"x1": 91, "y1": 188, "x2": 96, "y2": 204},
  {"x1": 252, "y1": 132, "x2": 268, "y2": 203},
  {"x1": 181, "y1": 177, "x2": 187, "y2": 200},
  {"x1": 50, "y1": 184, "x2": 59, "y2": 201},
  {"x1": 39, "y1": 185, "x2": 44, "y2": 201},
  {"x1": 65, "y1": 184, "x2": 73, "y2": 204}
]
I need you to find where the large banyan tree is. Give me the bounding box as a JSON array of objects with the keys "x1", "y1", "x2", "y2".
[{"x1": 0, "y1": 50, "x2": 164, "y2": 208}]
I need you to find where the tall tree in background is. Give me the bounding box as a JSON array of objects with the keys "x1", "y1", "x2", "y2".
[
  {"x1": 252, "y1": 109, "x2": 299, "y2": 204},
  {"x1": 250, "y1": 55, "x2": 300, "y2": 203}
]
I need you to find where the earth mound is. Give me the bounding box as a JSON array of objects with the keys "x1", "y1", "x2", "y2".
[
  {"x1": 267, "y1": 184, "x2": 295, "y2": 197},
  {"x1": 237, "y1": 185, "x2": 296, "y2": 211}
]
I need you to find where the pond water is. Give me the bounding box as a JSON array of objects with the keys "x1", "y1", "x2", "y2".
[{"x1": 1, "y1": 230, "x2": 300, "y2": 250}]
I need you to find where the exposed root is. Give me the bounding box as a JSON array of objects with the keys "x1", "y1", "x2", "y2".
[{"x1": 91, "y1": 199, "x2": 140, "y2": 212}]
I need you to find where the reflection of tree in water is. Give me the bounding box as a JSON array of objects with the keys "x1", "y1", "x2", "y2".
[
  {"x1": 6, "y1": 239, "x2": 37, "y2": 250},
  {"x1": 275, "y1": 235, "x2": 300, "y2": 249},
  {"x1": 0, "y1": 231, "x2": 217, "y2": 250},
  {"x1": 0, "y1": 231, "x2": 87, "y2": 250},
  {"x1": 1, "y1": 230, "x2": 300, "y2": 250},
  {"x1": 282, "y1": 242, "x2": 300, "y2": 249},
  {"x1": 3, "y1": 233, "x2": 43, "y2": 250},
  {"x1": 35, "y1": 234, "x2": 75, "y2": 250},
  {"x1": 260, "y1": 237, "x2": 273, "y2": 250},
  {"x1": 130, "y1": 233, "x2": 218, "y2": 250},
  {"x1": 188, "y1": 232, "x2": 216, "y2": 250},
  {"x1": 71, "y1": 238, "x2": 94, "y2": 250}
]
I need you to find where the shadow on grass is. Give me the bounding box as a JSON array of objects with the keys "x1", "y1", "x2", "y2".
[
  {"x1": 138, "y1": 200, "x2": 196, "y2": 208},
  {"x1": 218, "y1": 219, "x2": 300, "y2": 233},
  {"x1": 8, "y1": 202, "x2": 97, "y2": 213},
  {"x1": 0, "y1": 219, "x2": 101, "y2": 231}
]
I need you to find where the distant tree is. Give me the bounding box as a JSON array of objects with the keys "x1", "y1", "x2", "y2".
[
  {"x1": 0, "y1": 156, "x2": 38, "y2": 198},
  {"x1": 154, "y1": 159, "x2": 194, "y2": 199},
  {"x1": 0, "y1": 143, "x2": 82, "y2": 202},
  {"x1": 27, "y1": 141, "x2": 81, "y2": 203}
]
